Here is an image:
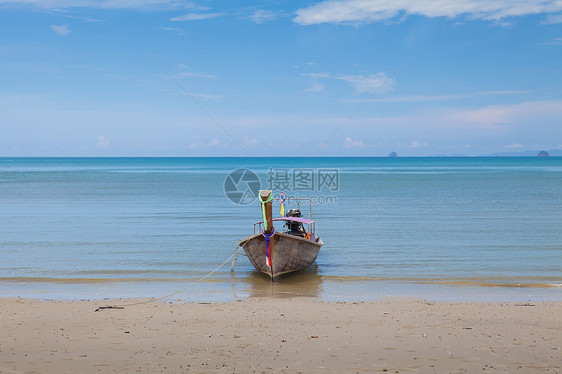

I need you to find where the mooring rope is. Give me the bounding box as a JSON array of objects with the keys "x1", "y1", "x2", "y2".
[{"x1": 95, "y1": 248, "x2": 241, "y2": 311}]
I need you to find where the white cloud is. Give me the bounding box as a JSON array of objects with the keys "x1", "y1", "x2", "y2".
[
  {"x1": 541, "y1": 13, "x2": 562, "y2": 24},
  {"x1": 3, "y1": 89, "x2": 561, "y2": 157},
  {"x1": 335, "y1": 100, "x2": 562, "y2": 149},
  {"x1": 51, "y1": 24, "x2": 70, "y2": 36},
  {"x1": 0, "y1": 0, "x2": 201, "y2": 10},
  {"x1": 189, "y1": 138, "x2": 226, "y2": 149},
  {"x1": 207, "y1": 138, "x2": 219, "y2": 146},
  {"x1": 494, "y1": 19, "x2": 514, "y2": 27},
  {"x1": 447, "y1": 100, "x2": 562, "y2": 130},
  {"x1": 303, "y1": 82, "x2": 326, "y2": 93},
  {"x1": 250, "y1": 9, "x2": 276, "y2": 24},
  {"x1": 157, "y1": 26, "x2": 188, "y2": 37},
  {"x1": 242, "y1": 136, "x2": 260, "y2": 146},
  {"x1": 543, "y1": 37, "x2": 562, "y2": 45},
  {"x1": 190, "y1": 93, "x2": 226, "y2": 100},
  {"x1": 335, "y1": 73, "x2": 392, "y2": 93},
  {"x1": 176, "y1": 71, "x2": 218, "y2": 79},
  {"x1": 442, "y1": 106, "x2": 510, "y2": 129},
  {"x1": 366, "y1": 90, "x2": 523, "y2": 103},
  {"x1": 303, "y1": 72, "x2": 393, "y2": 93},
  {"x1": 302, "y1": 72, "x2": 331, "y2": 79},
  {"x1": 294, "y1": 0, "x2": 562, "y2": 25},
  {"x1": 408, "y1": 140, "x2": 429, "y2": 148},
  {"x1": 503, "y1": 142, "x2": 523, "y2": 149},
  {"x1": 96, "y1": 135, "x2": 109, "y2": 148},
  {"x1": 170, "y1": 12, "x2": 223, "y2": 21},
  {"x1": 58, "y1": 13, "x2": 104, "y2": 22},
  {"x1": 343, "y1": 136, "x2": 364, "y2": 148}
]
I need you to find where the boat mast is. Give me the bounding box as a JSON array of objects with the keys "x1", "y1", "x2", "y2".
[{"x1": 259, "y1": 190, "x2": 275, "y2": 278}]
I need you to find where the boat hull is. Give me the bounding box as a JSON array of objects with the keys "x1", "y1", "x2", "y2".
[{"x1": 239, "y1": 232, "x2": 323, "y2": 278}]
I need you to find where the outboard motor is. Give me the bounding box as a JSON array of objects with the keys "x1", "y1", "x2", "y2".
[
  {"x1": 285, "y1": 209, "x2": 302, "y2": 218},
  {"x1": 285, "y1": 209, "x2": 305, "y2": 237}
]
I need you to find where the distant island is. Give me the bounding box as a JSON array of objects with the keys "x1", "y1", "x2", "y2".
[
  {"x1": 388, "y1": 152, "x2": 398, "y2": 158},
  {"x1": 484, "y1": 149, "x2": 561, "y2": 157}
]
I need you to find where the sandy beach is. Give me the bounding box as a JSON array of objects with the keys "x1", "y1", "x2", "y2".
[{"x1": 0, "y1": 298, "x2": 560, "y2": 373}]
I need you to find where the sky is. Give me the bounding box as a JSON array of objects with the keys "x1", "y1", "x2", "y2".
[{"x1": 0, "y1": 0, "x2": 561, "y2": 157}]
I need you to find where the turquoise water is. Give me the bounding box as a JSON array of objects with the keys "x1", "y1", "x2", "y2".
[{"x1": 0, "y1": 157, "x2": 561, "y2": 301}]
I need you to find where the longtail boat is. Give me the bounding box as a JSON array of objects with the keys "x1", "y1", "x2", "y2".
[{"x1": 238, "y1": 190, "x2": 323, "y2": 279}]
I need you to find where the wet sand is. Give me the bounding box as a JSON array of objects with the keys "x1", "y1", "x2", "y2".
[{"x1": 0, "y1": 298, "x2": 560, "y2": 373}]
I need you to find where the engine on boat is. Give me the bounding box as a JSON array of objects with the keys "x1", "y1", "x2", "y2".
[
  {"x1": 285, "y1": 209, "x2": 306, "y2": 237},
  {"x1": 285, "y1": 209, "x2": 302, "y2": 218}
]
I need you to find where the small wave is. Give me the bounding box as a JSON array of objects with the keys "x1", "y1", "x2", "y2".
[
  {"x1": 0, "y1": 276, "x2": 224, "y2": 284},
  {"x1": 321, "y1": 275, "x2": 562, "y2": 288}
]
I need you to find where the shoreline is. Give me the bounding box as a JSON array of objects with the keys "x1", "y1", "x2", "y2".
[
  {"x1": 1, "y1": 278, "x2": 560, "y2": 304},
  {"x1": 1, "y1": 297, "x2": 560, "y2": 373}
]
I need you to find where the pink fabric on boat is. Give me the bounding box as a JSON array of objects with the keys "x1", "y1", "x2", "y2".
[{"x1": 254, "y1": 217, "x2": 314, "y2": 225}]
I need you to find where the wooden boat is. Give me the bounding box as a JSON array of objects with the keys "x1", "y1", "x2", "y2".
[{"x1": 238, "y1": 190, "x2": 323, "y2": 278}]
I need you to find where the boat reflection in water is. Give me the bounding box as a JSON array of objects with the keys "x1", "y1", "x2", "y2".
[{"x1": 242, "y1": 264, "x2": 323, "y2": 299}]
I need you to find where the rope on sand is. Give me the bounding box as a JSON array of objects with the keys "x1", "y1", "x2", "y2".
[{"x1": 94, "y1": 249, "x2": 241, "y2": 312}]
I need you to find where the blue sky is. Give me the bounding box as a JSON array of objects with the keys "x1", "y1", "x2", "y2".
[{"x1": 1, "y1": 0, "x2": 561, "y2": 156}]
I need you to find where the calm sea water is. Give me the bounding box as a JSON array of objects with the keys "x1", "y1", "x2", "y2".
[{"x1": 1, "y1": 157, "x2": 560, "y2": 302}]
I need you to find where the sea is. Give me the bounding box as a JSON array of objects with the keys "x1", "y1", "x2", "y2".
[{"x1": 1, "y1": 157, "x2": 560, "y2": 302}]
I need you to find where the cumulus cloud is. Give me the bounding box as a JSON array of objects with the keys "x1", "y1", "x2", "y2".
[
  {"x1": 96, "y1": 135, "x2": 109, "y2": 148},
  {"x1": 343, "y1": 136, "x2": 365, "y2": 148},
  {"x1": 294, "y1": 0, "x2": 562, "y2": 25},
  {"x1": 242, "y1": 136, "x2": 260, "y2": 146},
  {"x1": 189, "y1": 138, "x2": 228, "y2": 149},
  {"x1": 51, "y1": 24, "x2": 70, "y2": 36}
]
